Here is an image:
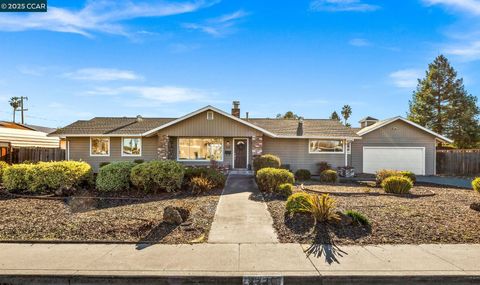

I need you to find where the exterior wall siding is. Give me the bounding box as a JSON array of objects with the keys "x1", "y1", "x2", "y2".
[
  {"x1": 262, "y1": 137, "x2": 350, "y2": 174},
  {"x1": 67, "y1": 136, "x2": 158, "y2": 172},
  {"x1": 351, "y1": 120, "x2": 437, "y2": 175}
]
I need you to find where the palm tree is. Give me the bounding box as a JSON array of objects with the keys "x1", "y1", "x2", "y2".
[
  {"x1": 341, "y1": 105, "x2": 352, "y2": 127},
  {"x1": 9, "y1": 97, "x2": 20, "y2": 123}
]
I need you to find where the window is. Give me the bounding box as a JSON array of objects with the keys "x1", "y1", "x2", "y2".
[
  {"x1": 178, "y1": 138, "x2": 223, "y2": 161},
  {"x1": 207, "y1": 111, "x2": 214, "y2": 120},
  {"x1": 122, "y1": 137, "x2": 142, "y2": 156},
  {"x1": 309, "y1": 140, "x2": 344, "y2": 153},
  {"x1": 90, "y1": 137, "x2": 110, "y2": 156}
]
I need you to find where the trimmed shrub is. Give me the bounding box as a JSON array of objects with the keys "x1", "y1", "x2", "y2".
[
  {"x1": 0, "y1": 161, "x2": 9, "y2": 183},
  {"x1": 286, "y1": 192, "x2": 312, "y2": 213},
  {"x1": 99, "y1": 162, "x2": 110, "y2": 168},
  {"x1": 344, "y1": 210, "x2": 370, "y2": 226},
  {"x1": 382, "y1": 176, "x2": 413, "y2": 194},
  {"x1": 190, "y1": 175, "x2": 215, "y2": 194},
  {"x1": 2, "y1": 164, "x2": 33, "y2": 192},
  {"x1": 256, "y1": 167, "x2": 294, "y2": 192},
  {"x1": 253, "y1": 154, "x2": 281, "y2": 173},
  {"x1": 96, "y1": 161, "x2": 136, "y2": 192},
  {"x1": 130, "y1": 160, "x2": 184, "y2": 192},
  {"x1": 317, "y1": 161, "x2": 331, "y2": 174},
  {"x1": 295, "y1": 169, "x2": 311, "y2": 181},
  {"x1": 320, "y1": 169, "x2": 338, "y2": 183},
  {"x1": 276, "y1": 183, "x2": 293, "y2": 198},
  {"x1": 376, "y1": 169, "x2": 416, "y2": 186},
  {"x1": 26, "y1": 161, "x2": 93, "y2": 193},
  {"x1": 134, "y1": 159, "x2": 144, "y2": 164},
  {"x1": 183, "y1": 167, "x2": 226, "y2": 190},
  {"x1": 307, "y1": 194, "x2": 339, "y2": 223},
  {"x1": 473, "y1": 177, "x2": 480, "y2": 193}
]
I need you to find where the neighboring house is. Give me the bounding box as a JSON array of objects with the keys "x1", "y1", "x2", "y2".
[
  {"x1": 50, "y1": 102, "x2": 452, "y2": 175},
  {"x1": 0, "y1": 121, "x2": 61, "y2": 162}
]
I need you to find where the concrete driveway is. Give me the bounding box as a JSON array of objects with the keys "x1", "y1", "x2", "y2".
[{"x1": 417, "y1": 176, "x2": 474, "y2": 189}]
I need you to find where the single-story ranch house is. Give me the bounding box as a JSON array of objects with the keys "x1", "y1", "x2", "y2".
[{"x1": 51, "y1": 102, "x2": 452, "y2": 175}]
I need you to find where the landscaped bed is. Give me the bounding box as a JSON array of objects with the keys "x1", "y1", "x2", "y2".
[
  {"x1": 265, "y1": 181, "x2": 480, "y2": 245},
  {"x1": 0, "y1": 188, "x2": 222, "y2": 243}
]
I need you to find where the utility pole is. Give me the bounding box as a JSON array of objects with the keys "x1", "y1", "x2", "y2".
[{"x1": 19, "y1": 96, "x2": 28, "y2": 124}]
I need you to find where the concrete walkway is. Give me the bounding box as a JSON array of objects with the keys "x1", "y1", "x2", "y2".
[
  {"x1": 208, "y1": 174, "x2": 278, "y2": 243},
  {"x1": 0, "y1": 243, "x2": 479, "y2": 284},
  {"x1": 417, "y1": 176, "x2": 474, "y2": 189}
]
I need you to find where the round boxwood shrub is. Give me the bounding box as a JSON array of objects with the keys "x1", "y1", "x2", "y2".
[
  {"x1": 130, "y1": 160, "x2": 184, "y2": 192},
  {"x1": 253, "y1": 154, "x2": 281, "y2": 173},
  {"x1": 276, "y1": 183, "x2": 293, "y2": 198},
  {"x1": 295, "y1": 169, "x2": 311, "y2": 181},
  {"x1": 2, "y1": 164, "x2": 33, "y2": 192},
  {"x1": 376, "y1": 169, "x2": 416, "y2": 186},
  {"x1": 286, "y1": 192, "x2": 312, "y2": 213},
  {"x1": 99, "y1": 162, "x2": 111, "y2": 168},
  {"x1": 0, "y1": 161, "x2": 9, "y2": 183},
  {"x1": 473, "y1": 177, "x2": 480, "y2": 193},
  {"x1": 399, "y1": 171, "x2": 416, "y2": 184},
  {"x1": 96, "y1": 161, "x2": 136, "y2": 192},
  {"x1": 381, "y1": 176, "x2": 413, "y2": 194},
  {"x1": 320, "y1": 169, "x2": 338, "y2": 183},
  {"x1": 256, "y1": 167, "x2": 294, "y2": 192}
]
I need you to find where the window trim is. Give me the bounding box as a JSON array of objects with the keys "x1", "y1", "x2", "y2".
[
  {"x1": 206, "y1": 111, "x2": 214, "y2": 120},
  {"x1": 121, "y1": 137, "x2": 143, "y2": 157},
  {"x1": 177, "y1": 137, "x2": 224, "y2": 162},
  {"x1": 90, "y1": 137, "x2": 110, "y2": 157},
  {"x1": 308, "y1": 139, "x2": 345, "y2": 154}
]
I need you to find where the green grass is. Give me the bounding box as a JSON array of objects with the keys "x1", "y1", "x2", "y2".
[{"x1": 344, "y1": 210, "x2": 370, "y2": 226}]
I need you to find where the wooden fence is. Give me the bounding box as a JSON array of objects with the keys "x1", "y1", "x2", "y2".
[
  {"x1": 436, "y1": 149, "x2": 480, "y2": 176},
  {"x1": 12, "y1": 147, "x2": 65, "y2": 164}
]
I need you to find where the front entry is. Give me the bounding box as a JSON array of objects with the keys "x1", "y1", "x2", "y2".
[{"x1": 233, "y1": 139, "x2": 248, "y2": 169}]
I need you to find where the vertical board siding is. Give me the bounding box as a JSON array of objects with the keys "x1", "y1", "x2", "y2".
[
  {"x1": 262, "y1": 137, "x2": 350, "y2": 174},
  {"x1": 12, "y1": 147, "x2": 65, "y2": 163},
  {"x1": 437, "y1": 149, "x2": 480, "y2": 176},
  {"x1": 67, "y1": 136, "x2": 158, "y2": 172},
  {"x1": 351, "y1": 120, "x2": 437, "y2": 175}
]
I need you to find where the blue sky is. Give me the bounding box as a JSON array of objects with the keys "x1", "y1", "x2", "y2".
[{"x1": 0, "y1": 0, "x2": 479, "y2": 128}]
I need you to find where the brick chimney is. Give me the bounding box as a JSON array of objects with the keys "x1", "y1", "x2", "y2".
[
  {"x1": 231, "y1": 101, "x2": 240, "y2": 118},
  {"x1": 359, "y1": 116, "x2": 379, "y2": 128}
]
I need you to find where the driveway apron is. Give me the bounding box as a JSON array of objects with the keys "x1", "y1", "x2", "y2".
[{"x1": 208, "y1": 174, "x2": 278, "y2": 244}]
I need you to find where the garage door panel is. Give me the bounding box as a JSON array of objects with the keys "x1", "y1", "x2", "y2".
[{"x1": 363, "y1": 147, "x2": 425, "y2": 175}]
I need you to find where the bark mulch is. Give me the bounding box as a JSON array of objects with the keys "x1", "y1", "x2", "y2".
[
  {"x1": 0, "y1": 188, "x2": 222, "y2": 243},
  {"x1": 265, "y1": 182, "x2": 480, "y2": 245}
]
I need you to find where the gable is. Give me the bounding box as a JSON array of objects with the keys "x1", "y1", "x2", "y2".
[
  {"x1": 361, "y1": 120, "x2": 437, "y2": 143},
  {"x1": 156, "y1": 110, "x2": 263, "y2": 137}
]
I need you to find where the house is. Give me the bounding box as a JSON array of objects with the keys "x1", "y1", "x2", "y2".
[
  {"x1": 50, "y1": 102, "x2": 452, "y2": 175},
  {"x1": 0, "y1": 121, "x2": 61, "y2": 162}
]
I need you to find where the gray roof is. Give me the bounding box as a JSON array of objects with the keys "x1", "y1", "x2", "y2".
[
  {"x1": 52, "y1": 114, "x2": 359, "y2": 138},
  {"x1": 24, "y1": 124, "x2": 57, "y2": 134},
  {"x1": 359, "y1": 116, "x2": 378, "y2": 122}
]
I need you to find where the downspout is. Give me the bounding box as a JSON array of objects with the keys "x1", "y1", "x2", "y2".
[{"x1": 344, "y1": 139, "x2": 348, "y2": 167}]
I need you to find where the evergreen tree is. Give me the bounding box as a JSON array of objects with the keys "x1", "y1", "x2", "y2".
[
  {"x1": 341, "y1": 105, "x2": 352, "y2": 126},
  {"x1": 330, "y1": 111, "x2": 340, "y2": 121},
  {"x1": 408, "y1": 55, "x2": 480, "y2": 148},
  {"x1": 276, "y1": 111, "x2": 301, "y2": 120}
]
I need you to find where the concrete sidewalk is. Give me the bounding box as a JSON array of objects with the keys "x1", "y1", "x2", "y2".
[
  {"x1": 417, "y1": 176, "x2": 474, "y2": 189},
  {"x1": 0, "y1": 243, "x2": 479, "y2": 284}
]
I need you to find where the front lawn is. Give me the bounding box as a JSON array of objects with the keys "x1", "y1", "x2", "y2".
[
  {"x1": 265, "y1": 182, "x2": 480, "y2": 245},
  {"x1": 0, "y1": 189, "x2": 221, "y2": 243}
]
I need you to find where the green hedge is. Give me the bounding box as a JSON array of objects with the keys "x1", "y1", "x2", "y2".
[
  {"x1": 256, "y1": 167, "x2": 294, "y2": 192},
  {"x1": 253, "y1": 154, "x2": 281, "y2": 173},
  {"x1": 2, "y1": 161, "x2": 93, "y2": 193},
  {"x1": 276, "y1": 183, "x2": 293, "y2": 198},
  {"x1": 381, "y1": 176, "x2": 413, "y2": 194},
  {"x1": 376, "y1": 169, "x2": 416, "y2": 186},
  {"x1": 286, "y1": 192, "x2": 312, "y2": 213},
  {"x1": 473, "y1": 177, "x2": 480, "y2": 193},
  {"x1": 0, "y1": 161, "x2": 9, "y2": 183},
  {"x1": 320, "y1": 169, "x2": 338, "y2": 183},
  {"x1": 183, "y1": 167, "x2": 226, "y2": 190},
  {"x1": 130, "y1": 160, "x2": 184, "y2": 192},
  {"x1": 295, "y1": 169, "x2": 311, "y2": 181},
  {"x1": 96, "y1": 161, "x2": 137, "y2": 192}
]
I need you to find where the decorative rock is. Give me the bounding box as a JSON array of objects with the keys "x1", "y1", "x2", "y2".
[
  {"x1": 336, "y1": 211, "x2": 353, "y2": 226},
  {"x1": 163, "y1": 206, "x2": 183, "y2": 225}
]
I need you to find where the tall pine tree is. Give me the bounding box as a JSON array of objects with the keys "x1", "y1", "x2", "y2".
[{"x1": 408, "y1": 55, "x2": 480, "y2": 148}]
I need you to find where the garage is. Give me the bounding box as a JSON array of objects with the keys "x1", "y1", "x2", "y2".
[{"x1": 363, "y1": 146, "x2": 426, "y2": 175}]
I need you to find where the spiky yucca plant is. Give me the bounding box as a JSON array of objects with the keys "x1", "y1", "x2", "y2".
[{"x1": 307, "y1": 194, "x2": 340, "y2": 223}]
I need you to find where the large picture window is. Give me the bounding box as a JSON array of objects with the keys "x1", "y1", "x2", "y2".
[
  {"x1": 122, "y1": 137, "x2": 142, "y2": 156},
  {"x1": 178, "y1": 138, "x2": 223, "y2": 161},
  {"x1": 309, "y1": 139, "x2": 344, "y2": 153},
  {"x1": 90, "y1": 137, "x2": 110, "y2": 156}
]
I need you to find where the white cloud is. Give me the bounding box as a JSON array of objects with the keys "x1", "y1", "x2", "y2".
[
  {"x1": 310, "y1": 0, "x2": 380, "y2": 12},
  {"x1": 64, "y1": 68, "x2": 142, "y2": 81},
  {"x1": 349, "y1": 38, "x2": 371, "y2": 47},
  {"x1": 0, "y1": 0, "x2": 217, "y2": 37},
  {"x1": 423, "y1": 0, "x2": 480, "y2": 15},
  {"x1": 445, "y1": 40, "x2": 480, "y2": 60},
  {"x1": 85, "y1": 85, "x2": 208, "y2": 103},
  {"x1": 389, "y1": 69, "x2": 423, "y2": 88},
  {"x1": 183, "y1": 10, "x2": 249, "y2": 37}
]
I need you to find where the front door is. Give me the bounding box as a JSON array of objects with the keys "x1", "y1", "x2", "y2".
[{"x1": 234, "y1": 139, "x2": 248, "y2": 169}]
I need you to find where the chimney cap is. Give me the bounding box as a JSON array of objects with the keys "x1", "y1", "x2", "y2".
[
  {"x1": 232, "y1": 101, "x2": 240, "y2": 108},
  {"x1": 136, "y1": 115, "x2": 143, "y2": 122}
]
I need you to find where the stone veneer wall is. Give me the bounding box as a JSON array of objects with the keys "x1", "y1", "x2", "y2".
[
  {"x1": 157, "y1": 134, "x2": 169, "y2": 160},
  {"x1": 252, "y1": 135, "x2": 263, "y2": 158}
]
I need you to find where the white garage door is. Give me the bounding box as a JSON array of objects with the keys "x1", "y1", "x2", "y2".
[{"x1": 363, "y1": 147, "x2": 425, "y2": 175}]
